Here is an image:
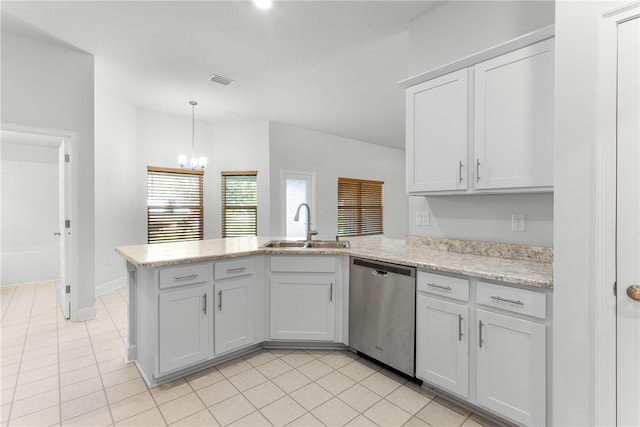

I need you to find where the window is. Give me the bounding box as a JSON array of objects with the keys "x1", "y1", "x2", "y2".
[
  {"x1": 222, "y1": 171, "x2": 258, "y2": 237},
  {"x1": 281, "y1": 170, "x2": 315, "y2": 238},
  {"x1": 337, "y1": 177, "x2": 383, "y2": 236},
  {"x1": 147, "y1": 167, "x2": 203, "y2": 244}
]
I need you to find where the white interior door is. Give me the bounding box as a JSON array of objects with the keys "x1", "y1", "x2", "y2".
[
  {"x1": 616, "y1": 15, "x2": 640, "y2": 427},
  {"x1": 57, "y1": 140, "x2": 71, "y2": 319}
]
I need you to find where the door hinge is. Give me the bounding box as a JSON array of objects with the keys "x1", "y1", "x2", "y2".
[
  {"x1": 65, "y1": 285, "x2": 70, "y2": 294},
  {"x1": 65, "y1": 154, "x2": 70, "y2": 163},
  {"x1": 613, "y1": 281, "x2": 617, "y2": 296},
  {"x1": 65, "y1": 220, "x2": 71, "y2": 228}
]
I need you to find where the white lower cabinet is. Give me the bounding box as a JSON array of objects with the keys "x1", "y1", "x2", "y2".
[
  {"x1": 476, "y1": 309, "x2": 546, "y2": 426},
  {"x1": 158, "y1": 282, "x2": 212, "y2": 374},
  {"x1": 270, "y1": 273, "x2": 335, "y2": 341},
  {"x1": 415, "y1": 270, "x2": 549, "y2": 426},
  {"x1": 214, "y1": 275, "x2": 255, "y2": 355},
  {"x1": 269, "y1": 255, "x2": 340, "y2": 342},
  {"x1": 416, "y1": 294, "x2": 469, "y2": 398}
]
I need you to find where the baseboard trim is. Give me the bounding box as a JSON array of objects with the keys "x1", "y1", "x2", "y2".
[
  {"x1": 75, "y1": 305, "x2": 97, "y2": 321},
  {"x1": 96, "y1": 276, "x2": 126, "y2": 297}
]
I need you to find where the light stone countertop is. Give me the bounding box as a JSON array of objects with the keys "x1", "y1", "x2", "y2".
[{"x1": 115, "y1": 235, "x2": 553, "y2": 289}]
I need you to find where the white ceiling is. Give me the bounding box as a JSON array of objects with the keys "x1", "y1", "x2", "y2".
[{"x1": 1, "y1": 1, "x2": 444, "y2": 149}]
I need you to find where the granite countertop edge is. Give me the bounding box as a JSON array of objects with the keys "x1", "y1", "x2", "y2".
[{"x1": 115, "y1": 236, "x2": 553, "y2": 289}]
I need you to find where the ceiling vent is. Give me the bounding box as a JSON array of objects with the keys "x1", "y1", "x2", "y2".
[{"x1": 209, "y1": 74, "x2": 234, "y2": 86}]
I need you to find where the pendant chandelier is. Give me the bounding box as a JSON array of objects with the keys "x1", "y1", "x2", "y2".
[{"x1": 178, "y1": 100, "x2": 207, "y2": 170}]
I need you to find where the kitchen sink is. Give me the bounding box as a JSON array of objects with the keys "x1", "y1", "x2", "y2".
[{"x1": 262, "y1": 240, "x2": 350, "y2": 249}]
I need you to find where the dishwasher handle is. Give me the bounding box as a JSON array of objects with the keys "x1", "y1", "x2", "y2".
[{"x1": 371, "y1": 269, "x2": 389, "y2": 277}]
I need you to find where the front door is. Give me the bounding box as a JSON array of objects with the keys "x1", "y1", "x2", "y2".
[{"x1": 616, "y1": 15, "x2": 640, "y2": 426}]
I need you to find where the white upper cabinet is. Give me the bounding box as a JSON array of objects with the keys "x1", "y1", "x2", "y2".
[
  {"x1": 474, "y1": 39, "x2": 554, "y2": 191},
  {"x1": 404, "y1": 35, "x2": 554, "y2": 195},
  {"x1": 407, "y1": 69, "x2": 469, "y2": 193}
]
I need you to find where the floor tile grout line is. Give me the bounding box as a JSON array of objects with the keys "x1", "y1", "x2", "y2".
[
  {"x1": 5, "y1": 283, "x2": 38, "y2": 424},
  {"x1": 0, "y1": 286, "x2": 17, "y2": 323},
  {"x1": 80, "y1": 306, "x2": 116, "y2": 427}
]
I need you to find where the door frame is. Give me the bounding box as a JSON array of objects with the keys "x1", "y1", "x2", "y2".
[
  {"x1": 594, "y1": 3, "x2": 640, "y2": 425},
  {"x1": 1, "y1": 122, "x2": 79, "y2": 320}
]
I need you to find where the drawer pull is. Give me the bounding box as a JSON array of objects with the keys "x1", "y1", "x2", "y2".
[
  {"x1": 203, "y1": 293, "x2": 207, "y2": 315},
  {"x1": 427, "y1": 283, "x2": 452, "y2": 291},
  {"x1": 218, "y1": 291, "x2": 223, "y2": 311},
  {"x1": 330, "y1": 283, "x2": 333, "y2": 302},
  {"x1": 458, "y1": 315, "x2": 463, "y2": 341},
  {"x1": 174, "y1": 274, "x2": 199, "y2": 281},
  {"x1": 458, "y1": 161, "x2": 464, "y2": 183},
  {"x1": 491, "y1": 296, "x2": 524, "y2": 306},
  {"x1": 479, "y1": 320, "x2": 484, "y2": 348},
  {"x1": 226, "y1": 267, "x2": 247, "y2": 273}
]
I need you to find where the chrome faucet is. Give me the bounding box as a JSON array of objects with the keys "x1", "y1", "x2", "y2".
[{"x1": 294, "y1": 202, "x2": 318, "y2": 243}]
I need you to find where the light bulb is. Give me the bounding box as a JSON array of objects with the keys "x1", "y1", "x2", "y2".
[
  {"x1": 199, "y1": 157, "x2": 208, "y2": 170},
  {"x1": 178, "y1": 155, "x2": 187, "y2": 168},
  {"x1": 253, "y1": 0, "x2": 272, "y2": 9},
  {"x1": 191, "y1": 157, "x2": 199, "y2": 169}
]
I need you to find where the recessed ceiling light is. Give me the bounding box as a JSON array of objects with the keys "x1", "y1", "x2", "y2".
[
  {"x1": 209, "y1": 74, "x2": 235, "y2": 86},
  {"x1": 253, "y1": 0, "x2": 272, "y2": 10}
]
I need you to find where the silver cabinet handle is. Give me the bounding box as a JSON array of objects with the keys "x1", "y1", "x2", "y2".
[
  {"x1": 372, "y1": 269, "x2": 388, "y2": 277},
  {"x1": 458, "y1": 161, "x2": 464, "y2": 183},
  {"x1": 54, "y1": 232, "x2": 61, "y2": 236},
  {"x1": 174, "y1": 274, "x2": 198, "y2": 281},
  {"x1": 427, "y1": 283, "x2": 452, "y2": 291},
  {"x1": 203, "y1": 293, "x2": 207, "y2": 315},
  {"x1": 218, "y1": 290, "x2": 222, "y2": 311},
  {"x1": 227, "y1": 267, "x2": 247, "y2": 273},
  {"x1": 458, "y1": 315, "x2": 463, "y2": 341},
  {"x1": 479, "y1": 320, "x2": 484, "y2": 348},
  {"x1": 491, "y1": 296, "x2": 524, "y2": 306},
  {"x1": 329, "y1": 283, "x2": 333, "y2": 302},
  {"x1": 476, "y1": 159, "x2": 481, "y2": 182}
]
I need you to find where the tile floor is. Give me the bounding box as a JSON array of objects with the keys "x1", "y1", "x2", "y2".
[{"x1": 1, "y1": 282, "x2": 499, "y2": 427}]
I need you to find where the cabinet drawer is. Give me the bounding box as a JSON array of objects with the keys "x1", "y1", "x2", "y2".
[
  {"x1": 477, "y1": 281, "x2": 546, "y2": 319},
  {"x1": 271, "y1": 256, "x2": 335, "y2": 273},
  {"x1": 418, "y1": 271, "x2": 469, "y2": 302},
  {"x1": 159, "y1": 263, "x2": 210, "y2": 289},
  {"x1": 215, "y1": 257, "x2": 254, "y2": 280}
]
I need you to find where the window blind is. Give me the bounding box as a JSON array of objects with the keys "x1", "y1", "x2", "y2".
[
  {"x1": 337, "y1": 177, "x2": 384, "y2": 236},
  {"x1": 222, "y1": 171, "x2": 258, "y2": 237},
  {"x1": 147, "y1": 166, "x2": 203, "y2": 244}
]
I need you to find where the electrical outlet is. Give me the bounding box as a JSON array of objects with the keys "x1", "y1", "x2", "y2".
[
  {"x1": 416, "y1": 211, "x2": 430, "y2": 226},
  {"x1": 512, "y1": 214, "x2": 525, "y2": 232}
]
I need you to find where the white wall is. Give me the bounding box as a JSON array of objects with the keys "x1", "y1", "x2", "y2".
[
  {"x1": 1, "y1": 144, "x2": 60, "y2": 285},
  {"x1": 210, "y1": 121, "x2": 270, "y2": 238},
  {"x1": 409, "y1": 194, "x2": 553, "y2": 246},
  {"x1": 406, "y1": 1, "x2": 555, "y2": 246},
  {"x1": 553, "y1": 2, "x2": 627, "y2": 425},
  {"x1": 94, "y1": 79, "x2": 139, "y2": 296},
  {"x1": 269, "y1": 122, "x2": 407, "y2": 240},
  {"x1": 1, "y1": 32, "x2": 96, "y2": 319},
  {"x1": 408, "y1": 0, "x2": 555, "y2": 77}
]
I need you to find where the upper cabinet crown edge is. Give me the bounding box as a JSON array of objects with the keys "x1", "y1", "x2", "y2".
[{"x1": 398, "y1": 25, "x2": 555, "y2": 89}]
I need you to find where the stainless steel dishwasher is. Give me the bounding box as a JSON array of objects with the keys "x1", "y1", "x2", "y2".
[{"x1": 349, "y1": 257, "x2": 416, "y2": 377}]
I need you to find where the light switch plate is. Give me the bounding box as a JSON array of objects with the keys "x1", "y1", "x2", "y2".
[{"x1": 416, "y1": 211, "x2": 430, "y2": 226}]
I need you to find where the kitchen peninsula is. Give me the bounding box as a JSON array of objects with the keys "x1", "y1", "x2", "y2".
[{"x1": 116, "y1": 235, "x2": 553, "y2": 426}]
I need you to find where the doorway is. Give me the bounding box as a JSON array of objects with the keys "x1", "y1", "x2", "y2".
[{"x1": 1, "y1": 126, "x2": 74, "y2": 319}]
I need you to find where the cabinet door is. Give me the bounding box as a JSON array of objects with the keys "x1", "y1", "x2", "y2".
[
  {"x1": 214, "y1": 276, "x2": 255, "y2": 355},
  {"x1": 476, "y1": 309, "x2": 546, "y2": 426},
  {"x1": 406, "y1": 68, "x2": 469, "y2": 193},
  {"x1": 158, "y1": 284, "x2": 211, "y2": 374},
  {"x1": 416, "y1": 295, "x2": 469, "y2": 398},
  {"x1": 270, "y1": 274, "x2": 335, "y2": 341},
  {"x1": 474, "y1": 39, "x2": 554, "y2": 190}
]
